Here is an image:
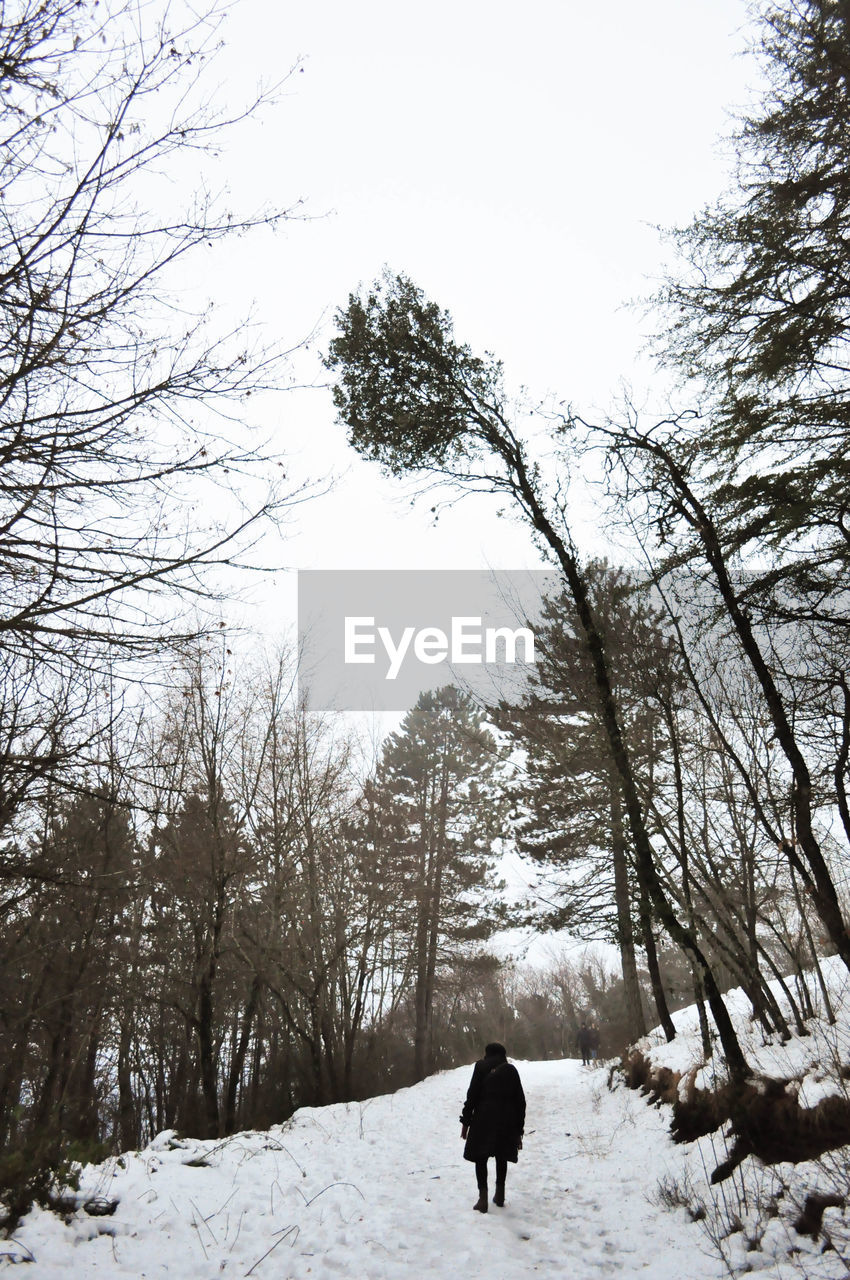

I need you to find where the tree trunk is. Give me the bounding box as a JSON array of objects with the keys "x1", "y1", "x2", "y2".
[
  {"x1": 610, "y1": 787, "x2": 646, "y2": 1042},
  {"x1": 412, "y1": 909, "x2": 430, "y2": 1082},
  {"x1": 639, "y1": 880, "x2": 676, "y2": 1042},
  {"x1": 422, "y1": 757, "x2": 449, "y2": 1075},
  {"x1": 690, "y1": 964, "x2": 712, "y2": 1059},
  {"x1": 198, "y1": 972, "x2": 220, "y2": 1138},
  {"x1": 496, "y1": 438, "x2": 750, "y2": 1079},
  {"x1": 224, "y1": 975, "x2": 261, "y2": 1134},
  {"x1": 412, "y1": 823, "x2": 435, "y2": 1081}
]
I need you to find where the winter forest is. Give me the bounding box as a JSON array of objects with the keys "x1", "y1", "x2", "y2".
[{"x1": 3, "y1": 0, "x2": 850, "y2": 1271}]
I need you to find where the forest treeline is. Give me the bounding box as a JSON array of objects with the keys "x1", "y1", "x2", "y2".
[
  {"x1": 2, "y1": 0, "x2": 850, "y2": 1226},
  {"x1": 0, "y1": 664, "x2": 532, "y2": 1152},
  {"x1": 0, "y1": 581, "x2": 843, "y2": 1162},
  {"x1": 0, "y1": 655, "x2": 704, "y2": 1157}
]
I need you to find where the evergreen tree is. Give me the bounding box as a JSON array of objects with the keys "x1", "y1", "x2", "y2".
[
  {"x1": 495, "y1": 563, "x2": 679, "y2": 1043},
  {"x1": 658, "y1": 0, "x2": 850, "y2": 614},
  {"x1": 373, "y1": 686, "x2": 505, "y2": 1079}
]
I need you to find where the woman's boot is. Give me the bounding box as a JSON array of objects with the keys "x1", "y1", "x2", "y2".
[
  {"x1": 493, "y1": 1181, "x2": 505, "y2": 1207},
  {"x1": 473, "y1": 1189, "x2": 488, "y2": 1212}
]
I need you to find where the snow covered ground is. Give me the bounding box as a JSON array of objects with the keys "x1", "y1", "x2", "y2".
[
  {"x1": 4, "y1": 1058, "x2": 724, "y2": 1279},
  {"x1": 4, "y1": 960, "x2": 850, "y2": 1278}
]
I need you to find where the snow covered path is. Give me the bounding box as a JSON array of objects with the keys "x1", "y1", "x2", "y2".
[{"x1": 10, "y1": 1059, "x2": 725, "y2": 1279}]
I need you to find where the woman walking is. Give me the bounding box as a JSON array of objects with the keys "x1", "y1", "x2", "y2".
[{"x1": 459, "y1": 1042, "x2": 526, "y2": 1212}]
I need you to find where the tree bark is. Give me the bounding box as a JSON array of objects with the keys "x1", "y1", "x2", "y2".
[
  {"x1": 639, "y1": 879, "x2": 676, "y2": 1042},
  {"x1": 224, "y1": 975, "x2": 261, "y2": 1134},
  {"x1": 610, "y1": 787, "x2": 647, "y2": 1042}
]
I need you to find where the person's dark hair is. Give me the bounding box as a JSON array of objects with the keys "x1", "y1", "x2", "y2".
[{"x1": 485, "y1": 1042, "x2": 507, "y2": 1058}]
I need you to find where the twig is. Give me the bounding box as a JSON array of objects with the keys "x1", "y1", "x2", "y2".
[
  {"x1": 270, "y1": 1177, "x2": 287, "y2": 1214},
  {"x1": 190, "y1": 1197, "x2": 218, "y2": 1245},
  {"x1": 244, "y1": 1224, "x2": 299, "y2": 1276},
  {"x1": 261, "y1": 1137, "x2": 307, "y2": 1176},
  {"x1": 228, "y1": 1210, "x2": 246, "y2": 1254},
  {"x1": 213, "y1": 1187, "x2": 238, "y2": 1218},
  {"x1": 1, "y1": 1239, "x2": 35, "y2": 1263},
  {"x1": 304, "y1": 1181, "x2": 365, "y2": 1208},
  {"x1": 190, "y1": 1212, "x2": 210, "y2": 1261}
]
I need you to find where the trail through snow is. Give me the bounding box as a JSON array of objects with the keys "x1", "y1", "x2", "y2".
[{"x1": 8, "y1": 1059, "x2": 725, "y2": 1279}]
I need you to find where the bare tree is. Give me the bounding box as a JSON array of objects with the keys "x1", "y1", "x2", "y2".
[
  {"x1": 596, "y1": 412, "x2": 850, "y2": 977},
  {"x1": 0, "y1": 0, "x2": 305, "y2": 823}
]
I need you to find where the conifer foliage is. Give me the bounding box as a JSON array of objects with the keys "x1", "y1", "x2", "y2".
[
  {"x1": 659, "y1": 0, "x2": 850, "y2": 599},
  {"x1": 371, "y1": 687, "x2": 506, "y2": 1079}
]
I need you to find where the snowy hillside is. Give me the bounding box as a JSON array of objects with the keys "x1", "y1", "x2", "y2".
[
  {"x1": 632, "y1": 955, "x2": 850, "y2": 1280},
  {"x1": 5, "y1": 961, "x2": 850, "y2": 1279}
]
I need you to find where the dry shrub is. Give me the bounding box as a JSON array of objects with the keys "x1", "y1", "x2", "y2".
[
  {"x1": 671, "y1": 1084, "x2": 733, "y2": 1145},
  {"x1": 793, "y1": 1192, "x2": 846, "y2": 1239},
  {"x1": 681, "y1": 1067, "x2": 699, "y2": 1104},
  {"x1": 647, "y1": 1066, "x2": 682, "y2": 1106},
  {"x1": 622, "y1": 1050, "x2": 650, "y2": 1091},
  {"x1": 623, "y1": 1052, "x2": 850, "y2": 1181}
]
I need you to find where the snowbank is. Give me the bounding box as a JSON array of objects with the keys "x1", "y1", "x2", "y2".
[{"x1": 4, "y1": 957, "x2": 850, "y2": 1278}]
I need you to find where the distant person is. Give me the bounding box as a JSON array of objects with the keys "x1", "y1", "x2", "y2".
[
  {"x1": 459, "y1": 1041, "x2": 526, "y2": 1212},
  {"x1": 577, "y1": 1021, "x2": 591, "y2": 1066},
  {"x1": 589, "y1": 1024, "x2": 600, "y2": 1061}
]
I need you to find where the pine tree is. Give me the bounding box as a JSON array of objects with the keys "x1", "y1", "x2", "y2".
[
  {"x1": 373, "y1": 686, "x2": 505, "y2": 1080},
  {"x1": 658, "y1": 0, "x2": 850, "y2": 612},
  {"x1": 495, "y1": 563, "x2": 679, "y2": 1043}
]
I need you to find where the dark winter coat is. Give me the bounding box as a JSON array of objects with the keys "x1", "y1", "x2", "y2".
[{"x1": 460, "y1": 1051, "x2": 526, "y2": 1163}]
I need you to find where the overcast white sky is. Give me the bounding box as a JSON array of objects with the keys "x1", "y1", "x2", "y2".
[{"x1": 196, "y1": 0, "x2": 758, "y2": 632}]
